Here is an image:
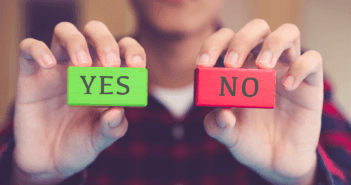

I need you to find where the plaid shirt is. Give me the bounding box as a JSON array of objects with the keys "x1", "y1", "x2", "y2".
[{"x1": 0, "y1": 47, "x2": 350, "y2": 185}]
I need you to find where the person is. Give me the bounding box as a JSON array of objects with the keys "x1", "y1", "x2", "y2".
[{"x1": 0, "y1": 0, "x2": 350, "y2": 184}]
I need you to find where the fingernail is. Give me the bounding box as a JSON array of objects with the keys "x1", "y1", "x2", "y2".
[
  {"x1": 106, "y1": 52, "x2": 118, "y2": 66},
  {"x1": 258, "y1": 50, "x2": 272, "y2": 66},
  {"x1": 109, "y1": 109, "x2": 124, "y2": 128},
  {"x1": 226, "y1": 52, "x2": 239, "y2": 66},
  {"x1": 77, "y1": 50, "x2": 89, "y2": 65},
  {"x1": 132, "y1": 55, "x2": 144, "y2": 67},
  {"x1": 42, "y1": 54, "x2": 55, "y2": 66},
  {"x1": 283, "y1": 75, "x2": 295, "y2": 88},
  {"x1": 197, "y1": 53, "x2": 210, "y2": 66}
]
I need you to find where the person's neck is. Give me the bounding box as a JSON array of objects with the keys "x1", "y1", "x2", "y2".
[{"x1": 136, "y1": 20, "x2": 217, "y2": 89}]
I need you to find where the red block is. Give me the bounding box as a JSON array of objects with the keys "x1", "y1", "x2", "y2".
[{"x1": 194, "y1": 67, "x2": 276, "y2": 108}]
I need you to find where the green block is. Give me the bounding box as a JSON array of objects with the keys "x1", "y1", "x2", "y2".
[{"x1": 67, "y1": 67, "x2": 148, "y2": 107}]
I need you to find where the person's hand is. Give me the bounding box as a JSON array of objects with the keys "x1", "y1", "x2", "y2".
[
  {"x1": 13, "y1": 21, "x2": 146, "y2": 185},
  {"x1": 198, "y1": 19, "x2": 323, "y2": 185}
]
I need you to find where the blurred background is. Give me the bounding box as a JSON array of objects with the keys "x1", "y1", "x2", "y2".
[{"x1": 0, "y1": 0, "x2": 350, "y2": 129}]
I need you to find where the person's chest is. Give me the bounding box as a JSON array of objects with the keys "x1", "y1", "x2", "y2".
[{"x1": 85, "y1": 96, "x2": 249, "y2": 185}]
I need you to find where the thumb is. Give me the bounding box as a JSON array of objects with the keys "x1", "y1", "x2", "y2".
[
  {"x1": 91, "y1": 107, "x2": 128, "y2": 153},
  {"x1": 204, "y1": 108, "x2": 239, "y2": 148}
]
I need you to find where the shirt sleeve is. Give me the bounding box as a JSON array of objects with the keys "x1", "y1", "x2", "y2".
[{"x1": 316, "y1": 76, "x2": 351, "y2": 184}]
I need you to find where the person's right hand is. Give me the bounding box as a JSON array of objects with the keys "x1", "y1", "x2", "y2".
[{"x1": 12, "y1": 21, "x2": 146, "y2": 185}]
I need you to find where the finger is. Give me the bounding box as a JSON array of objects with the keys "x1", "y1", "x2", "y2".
[
  {"x1": 204, "y1": 108, "x2": 238, "y2": 147},
  {"x1": 224, "y1": 18, "x2": 271, "y2": 68},
  {"x1": 282, "y1": 50, "x2": 323, "y2": 91},
  {"x1": 83, "y1": 20, "x2": 121, "y2": 67},
  {"x1": 256, "y1": 23, "x2": 301, "y2": 69},
  {"x1": 197, "y1": 28, "x2": 235, "y2": 67},
  {"x1": 118, "y1": 37, "x2": 146, "y2": 68},
  {"x1": 19, "y1": 38, "x2": 57, "y2": 76},
  {"x1": 51, "y1": 22, "x2": 92, "y2": 67},
  {"x1": 91, "y1": 107, "x2": 128, "y2": 153}
]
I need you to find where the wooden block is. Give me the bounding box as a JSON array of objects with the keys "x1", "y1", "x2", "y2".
[
  {"x1": 194, "y1": 67, "x2": 276, "y2": 108},
  {"x1": 67, "y1": 67, "x2": 148, "y2": 107}
]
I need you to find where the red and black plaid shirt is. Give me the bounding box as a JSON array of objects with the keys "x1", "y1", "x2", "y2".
[{"x1": 0, "y1": 47, "x2": 350, "y2": 185}]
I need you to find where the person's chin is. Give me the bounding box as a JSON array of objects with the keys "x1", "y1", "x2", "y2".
[{"x1": 155, "y1": 20, "x2": 204, "y2": 36}]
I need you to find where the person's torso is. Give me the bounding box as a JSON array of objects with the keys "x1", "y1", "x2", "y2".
[{"x1": 85, "y1": 95, "x2": 249, "y2": 185}]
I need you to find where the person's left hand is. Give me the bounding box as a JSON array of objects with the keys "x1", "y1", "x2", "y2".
[{"x1": 197, "y1": 19, "x2": 323, "y2": 185}]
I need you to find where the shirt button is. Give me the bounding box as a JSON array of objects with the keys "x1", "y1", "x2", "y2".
[{"x1": 172, "y1": 123, "x2": 185, "y2": 140}]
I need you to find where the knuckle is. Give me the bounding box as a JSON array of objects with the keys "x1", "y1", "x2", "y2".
[
  {"x1": 118, "y1": 36, "x2": 137, "y2": 45},
  {"x1": 294, "y1": 57, "x2": 315, "y2": 72},
  {"x1": 119, "y1": 37, "x2": 145, "y2": 53},
  {"x1": 308, "y1": 50, "x2": 323, "y2": 64},
  {"x1": 35, "y1": 41, "x2": 46, "y2": 48},
  {"x1": 19, "y1": 38, "x2": 34, "y2": 50},
  {"x1": 89, "y1": 20, "x2": 105, "y2": 26},
  {"x1": 259, "y1": 20, "x2": 271, "y2": 33},
  {"x1": 219, "y1": 27, "x2": 235, "y2": 35},
  {"x1": 282, "y1": 23, "x2": 300, "y2": 36},
  {"x1": 84, "y1": 20, "x2": 106, "y2": 33},
  {"x1": 252, "y1": 18, "x2": 270, "y2": 28},
  {"x1": 54, "y1": 22, "x2": 75, "y2": 34},
  {"x1": 282, "y1": 22, "x2": 298, "y2": 29},
  {"x1": 29, "y1": 40, "x2": 46, "y2": 52},
  {"x1": 252, "y1": 18, "x2": 265, "y2": 23},
  {"x1": 201, "y1": 28, "x2": 234, "y2": 52},
  {"x1": 250, "y1": 18, "x2": 271, "y2": 33}
]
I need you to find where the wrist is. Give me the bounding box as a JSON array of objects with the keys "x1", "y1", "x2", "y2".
[
  {"x1": 11, "y1": 153, "x2": 65, "y2": 185},
  {"x1": 255, "y1": 153, "x2": 318, "y2": 185},
  {"x1": 11, "y1": 164, "x2": 63, "y2": 185}
]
